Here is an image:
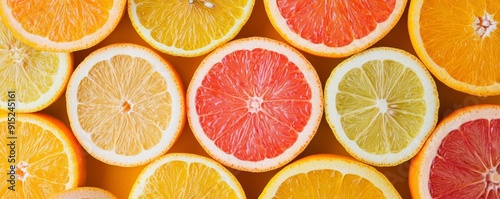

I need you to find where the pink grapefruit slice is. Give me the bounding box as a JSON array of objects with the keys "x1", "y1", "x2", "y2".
[
  {"x1": 409, "y1": 104, "x2": 500, "y2": 198},
  {"x1": 264, "y1": 0, "x2": 408, "y2": 57},
  {"x1": 186, "y1": 37, "x2": 323, "y2": 172}
]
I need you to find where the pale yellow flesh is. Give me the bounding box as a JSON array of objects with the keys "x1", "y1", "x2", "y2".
[
  {"x1": 137, "y1": 161, "x2": 239, "y2": 198},
  {"x1": 336, "y1": 60, "x2": 426, "y2": 154},
  {"x1": 76, "y1": 55, "x2": 171, "y2": 156}
]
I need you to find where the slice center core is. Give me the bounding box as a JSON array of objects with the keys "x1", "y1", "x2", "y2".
[
  {"x1": 247, "y1": 96, "x2": 263, "y2": 113},
  {"x1": 121, "y1": 100, "x2": 132, "y2": 113},
  {"x1": 487, "y1": 169, "x2": 500, "y2": 184},
  {"x1": 376, "y1": 99, "x2": 389, "y2": 113},
  {"x1": 473, "y1": 12, "x2": 497, "y2": 38},
  {"x1": 16, "y1": 161, "x2": 29, "y2": 182}
]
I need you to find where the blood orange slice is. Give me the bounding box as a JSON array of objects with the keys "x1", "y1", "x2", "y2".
[
  {"x1": 186, "y1": 37, "x2": 323, "y2": 172},
  {"x1": 409, "y1": 104, "x2": 500, "y2": 198},
  {"x1": 264, "y1": 0, "x2": 407, "y2": 57}
]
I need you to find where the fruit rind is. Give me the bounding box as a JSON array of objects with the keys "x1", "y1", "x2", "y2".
[{"x1": 325, "y1": 47, "x2": 439, "y2": 166}]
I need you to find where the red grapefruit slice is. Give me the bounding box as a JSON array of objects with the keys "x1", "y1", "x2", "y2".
[
  {"x1": 409, "y1": 104, "x2": 500, "y2": 198},
  {"x1": 264, "y1": 0, "x2": 408, "y2": 57},
  {"x1": 186, "y1": 37, "x2": 323, "y2": 172}
]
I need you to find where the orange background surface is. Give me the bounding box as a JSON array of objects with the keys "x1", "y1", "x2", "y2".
[{"x1": 38, "y1": 1, "x2": 500, "y2": 198}]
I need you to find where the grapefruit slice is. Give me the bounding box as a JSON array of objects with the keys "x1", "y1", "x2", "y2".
[
  {"x1": 324, "y1": 47, "x2": 439, "y2": 167},
  {"x1": 51, "y1": 187, "x2": 117, "y2": 199},
  {"x1": 410, "y1": 104, "x2": 500, "y2": 198},
  {"x1": 186, "y1": 37, "x2": 323, "y2": 172},
  {"x1": 264, "y1": 0, "x2": 407, "y2": 57},
  {"x1": 259, "y1": 154, "x2": 401, "y2": 198},
  {"x1": 129, "y1": 153, "x2": 245, "y2": 199}
]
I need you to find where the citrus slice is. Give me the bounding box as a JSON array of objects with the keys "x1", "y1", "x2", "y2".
[
  {"x1": 0, "y1": 113, "x2": 86, "y2": 198},
  {"x1": 259, "y1": 154, "x2": 401, "y2": 198},
  {"x1": 66, "y1": 43, "x2": 185, "y2": 167},
  {"x1": 51, "y1": 187, "x2": 117, "y2": 199},
  {"x1": 0, "y1": 0, "x2": 126, "y2": 52},
  {"x1": 129, "y1": 153, "x2": 246, "y2": 199},
  {"x1": 128, "y1": 0, "x2": 255, "y2": 57},
  {"x1": 0, "y1": 16, "x2": 72, "y2": 113},
  {"x1": 324, "y1": 47, "x2": 439, "y2": 166},
  {"x1": 187, "y1": 37, "x2": 323, "y2": 172},
  {"x1": 409, "y1": 104, "x2": 500, "y2": 198},
  {"x1": 408, "y1": 0, "x2": 500, "y2": 96},
  {"x1": 264, "y1": 0, "x2": 407, "y2": 57}
]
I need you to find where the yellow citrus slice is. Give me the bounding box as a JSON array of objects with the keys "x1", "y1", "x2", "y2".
[
  {"x1": 408, "y1": 0, "x2": 500, "y2": 96},
  {"x1": 51, "y1": 187, "x2": 117, "y2": 199},
  {"x1": 187, "y1": 37, "x2": 323, "y2": 172},
  {"x1": 0, "y1": 0, "x2": 126, "y2": 52},
  {"x1": 128, "y1": 0, "x2": 255, "y2": 57},
  {"x1": 264, "y1": 0, "x2": 407, "y2": 57},
  {"x1": 259, "y1": 154, "x2": 401, "y2": 198},
  {"x1": 409, "y1": 104, "x2": 500, "y2": 198},
  {"x1": 129, "y1": 153, "x2": 246, "y2": 198},
  {"x1": 0, "y1": 16, "x2": 72, "y2": 113},
  {"x1": 66, "y1": 43, "x2": 185, "y2": 167},
  {"x1": 0, "y1": 113, "x2": 86, "y2": 198},
  {"x1": 324, "y1": 47, "x2": 439, "y2": 166}
]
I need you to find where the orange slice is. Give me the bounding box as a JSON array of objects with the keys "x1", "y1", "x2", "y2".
[
  {"x1": 128, "y1": 0, "x2": 255, "y2": 57},
  {"x1": 0, "y1": 113, "x2": 86, "y2": 198},
  {"x1": 264, "y1": 0, "x2": 407, "y2": 57},
  {"x1": 259, "y1": 154, "x2": 401, "y2": 198},
  {"x1": 0, "y1": 0, "x2": 126, "y2": 52},
  {"x1": 324, "y1": 47, "x2": 439, "y2": 166},
  {"x1": 0, "y1": 16, "x2": 72, "y2": 113},
  {"x1": 409, "y1": 104, "x2": 500, "y2": 198},
  {"x1": 51, "y1": 187, "x2": 117, "y2": 199},
  {"x1": 65, "y1": 43, "x2": 185, "y2": 167},
  {"x1": 129, "y1": 153, "x2": 246, "y2": 199},
  {"x1": 187, "y1": 37, "x2": 323, "y2": 172},
  {"x1": 408, "y1": 0, "x2": 500, "y2": 96}
]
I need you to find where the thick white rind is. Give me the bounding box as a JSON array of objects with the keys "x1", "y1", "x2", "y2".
[
  {"x1": 324, "y1": 47, "x2": 439, "y2": 166},
  {"x1": 66, "y1": 43, "x2": 185, "y2": 167},
  {"x1": 187, "y1": 37, "x2": 323, "y2": 172}
]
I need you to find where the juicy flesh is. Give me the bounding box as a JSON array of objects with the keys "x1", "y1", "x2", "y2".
[
  {"x1": 138, "y1": 161, "x2": 238, "y2": 198},
  {"x1": 195, "y1": 48, "x2": 313, "y2": 161},
  {"x1": 274, "y1": 169, "x2": 385, "y2": 198},
  {"x1": 0, "y1": 20, "x2": 59, "y2": 103},
  {"x1": 77, "y1": 55, "x2": 172, "y2": 156},
  {"x1": 0, "y1": 121, "x2": 72, "y2": 198},
  {"x1": 134, "y1": 0, "x2": 248, "y2": 51},
  {"x1": 419, "y1": 0, "x2": 500, "y2": 86},
  {"x1": 277, "y1": 0, "x2": 396, "y2": 47},
  {"x1": 6, "y1": 0, "x2": 113, "y2": 42},
  {"x1": 429, "y1": 119, "x2": 500, "y2": 198},
  {"x1": 336, "y1": 60, "x2": 426, "y2": 154}
]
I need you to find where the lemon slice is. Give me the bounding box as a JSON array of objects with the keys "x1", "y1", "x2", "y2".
[{"x1": 324, "y1": 47, "x2": 439, "y2": 166}]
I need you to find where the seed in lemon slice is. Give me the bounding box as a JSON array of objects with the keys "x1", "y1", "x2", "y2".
[
  {"x1": 324, "y1": 47, "x2": 439, "y2": 166},
  {"x1": 66, "y1": 43, "x2": 185, "y2": 167},
  {"x1": 409, "y1": 104, "x2": 500, "y2": 198},
  {"x1": 408, "y1": 0, "x2": 500, "y2": 96},
  {"x1": 0, "y1": 0, "x2": 126, "y2": 52},
  {"x1": 129, "y1": 153, "x2": 246, "y2": 199},
  {"x1": 259, "y1": 154, "x2": 401, "y2": 199},
  {"x1": 264, "y1": 0, "x2": 407, "y2": 57},
  {"x1": 187, "y1": 37, "x2": 323, "y2": 172},
  {"x1": 0, "y1": 113, "x2": 86, "y2": 198},
  {"x1": 0, "y1": 16, "x2": 72, "y2": 113},
  {"x1": 128, "y1": 0, "x2": 255, "y2": 57},
  {"x1": 51, "y1": 187, "x2": 117, "y2": 199}
]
